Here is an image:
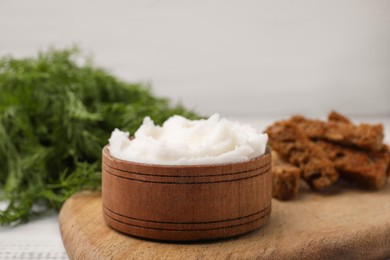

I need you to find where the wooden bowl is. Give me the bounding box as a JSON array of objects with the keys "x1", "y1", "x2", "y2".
[{"x1": 102, "y1": 146, "x2": 272, "y2": 241}]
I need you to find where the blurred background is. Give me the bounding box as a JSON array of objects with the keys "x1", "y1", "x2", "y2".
[{"x1": 1, "y1": 0, "x2": 389, "y2": 119}]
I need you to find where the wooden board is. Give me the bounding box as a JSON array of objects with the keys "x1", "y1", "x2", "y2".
[{"x1": 59, "y1": 183, "x2": 390, "y2": 260}]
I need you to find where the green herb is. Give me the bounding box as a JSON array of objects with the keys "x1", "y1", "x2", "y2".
[{"x1": 0, "y1": 47, "x2": 200, "y2": 225}]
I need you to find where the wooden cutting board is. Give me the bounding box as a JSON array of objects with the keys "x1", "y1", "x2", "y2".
[{"x1": 59, "y1": 183, "x2": 390, "y2": 260}]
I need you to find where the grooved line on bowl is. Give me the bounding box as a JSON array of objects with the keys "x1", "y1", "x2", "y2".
[
  {"x1": 103, "y1": 204, "x2": 271, "y2": 225},
  {"x1": 104, "y1": 207, "x2": 271, "y2": 232},
  {"x1": 103, "y1": 165, "x2": 271, "y2": 184},
  {"x1": 102, "y1": 161, "x2": 271, "y2": 178}
]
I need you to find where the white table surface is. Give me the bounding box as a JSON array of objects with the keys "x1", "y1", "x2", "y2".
[{"x1": 0, "y1": 116, "x2": 389, "y2": 259}]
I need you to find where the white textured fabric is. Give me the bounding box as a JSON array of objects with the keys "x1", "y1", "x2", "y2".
[
  {"x1": 0, "y1": 242, "x2": 68, "y2": 260},
  {"x1": 0, "y1": 213, "x2": 68, "y2": 260}
]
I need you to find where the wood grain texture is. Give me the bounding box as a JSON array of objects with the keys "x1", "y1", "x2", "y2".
[
  {"x1": 101, "y1": 146, "x2": 272, "y2": 241},
  {"x1": 60, "y1": 182, "x2": 390, "y2": 260}
]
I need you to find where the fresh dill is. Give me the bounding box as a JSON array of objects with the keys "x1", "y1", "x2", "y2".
[{"x1": 0, "y1": 47, "x2": 199, "y2": 225}]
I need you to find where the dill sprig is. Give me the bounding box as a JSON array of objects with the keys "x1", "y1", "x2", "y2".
[{"x1": 0, "y1": 47, "x2": 199, "y2": 225}]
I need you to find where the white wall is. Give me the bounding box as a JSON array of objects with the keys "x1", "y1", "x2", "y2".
[{"x1": 1, "y1": 0, "x2": 389, "y2": 118}]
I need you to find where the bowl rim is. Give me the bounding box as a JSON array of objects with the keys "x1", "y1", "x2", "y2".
[{"x1": 103, "y1": 145, "x2": 271, "y2": 170}]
